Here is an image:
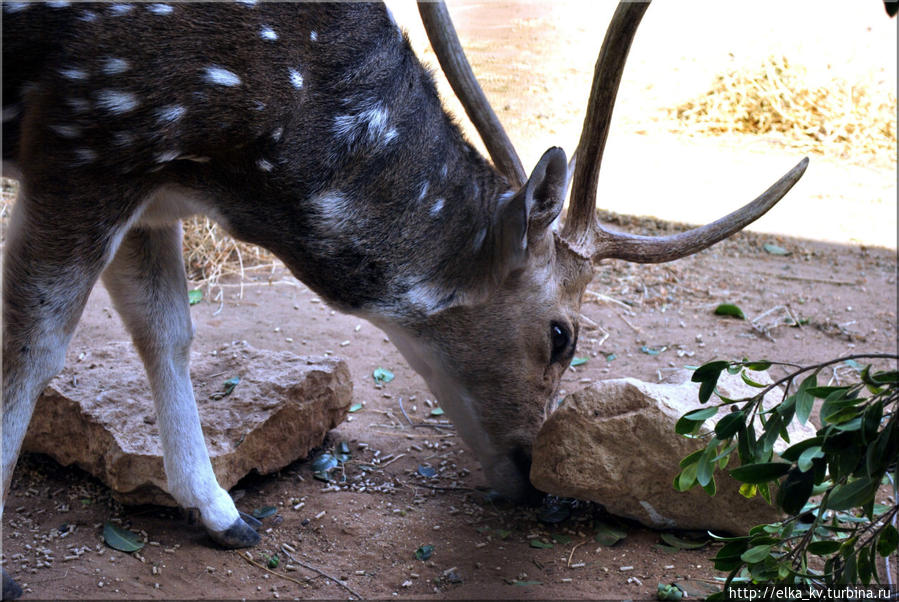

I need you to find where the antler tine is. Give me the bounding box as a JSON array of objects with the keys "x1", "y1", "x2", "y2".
[
  {"x1": 591, "y1": 157, "x2": 809, "y2": 263},
  {"x1": 418, "y1": 1, "x2": 527, "y2": 188},
  {"x1": 562, "y1": 1, "x2": 809, "y2": 264},
  {"x1": 562, "y1": 1, "x2": 650, "y2": 246}
]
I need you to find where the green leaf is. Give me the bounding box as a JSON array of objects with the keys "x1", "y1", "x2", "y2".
[
  {"x1": 103, "y1": 522, "x2": 145, "y2": 553},
  {"x1": 372, "y1": 368, "x2": 394, "y2": 383},
  {"x1": 739, "y1": 371, "x2": 767, "y2": 388},
  {"x1": 698, "y1": 379, "x2": 717, "y2": 404},
  {"x1": 714, "y1": 411, "x2": 745, "y2": 439},
  {"x1": 744, "y1": 361, "x2": 772, "y2": 371},
  {"x1": 414, "y1": 544, "x2": 433, "y2": 561},
  {"x1": 691, "y1": 361, "x2": 730, "y2": 383},
  {"x1": 781, "y1": 437, "x2": 823, "y2": 462},
  {"x1": 683, "y1": 407, "x2": 718, "y2": 423},
  {"x1": 776, "y1": 467, "x2": 814, "y2": 515},
  {"x1": 222, "y1": 376, "x2": 240, "y2": 395},
  {"x1": 570, "y1": 356, "x2": 588, "y2": 367},
  {"x1": 660, "y1": 533, "x2": 708, "y2": 550},
  {"x1": 594, "y1": 522, "x2": 627, "y2": 546},
  {"x1": 348, "y1": 403, "x2": 363, "y2": 413},
  {"x1": 714, "y1": 304, "x2": 745, "y2": 320},
  {"x1": 188, "y1": 289, "x2": 203, "y2": 305},
  {"x1": 740, "y1": 544, "x2": 772, "y2": 563},
  {"x1": 763, "y1": 243, "x2": 790, "y2": 255},
  {"x1": 808, "y1": 540, "x2": 842, "y2": 555},
  {"x1": 267, "y1": 553, "x2": 280, "y2": 569},
  {"x1": 429, "y1": 407, "x2": 444, "y2": 417},
  {"x1": 827, "y1": 478, "x2": 877, "y2": 511},
  {"x1": 797, "y1": 446, "x2": 823, "y2": 473},
  {"x1": 657, "y1": 583, "x2": 685, "y2": 601},
  {"x1": 509, "y1": 580, "x2": 543, "y2": 586},
  {"x1": 794, "y1": 375, "x2": 816, "y2": 426},
  {"x1": 876, "y1": 524, "x2": 898, "y2": 557},
  {"x1": 251, "y1": 506, "x2": 277, "y2": 519},
  {"x1": 529, "y1": 539, "x2": 553, "y2": 549},
  {"x1": 729, "y1": 462, "x2": 791, "y2": 484}
]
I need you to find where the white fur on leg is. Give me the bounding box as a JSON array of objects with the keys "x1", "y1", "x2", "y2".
[{"x1": 101, "y1": 222, "x2": 239, "y2": 533}]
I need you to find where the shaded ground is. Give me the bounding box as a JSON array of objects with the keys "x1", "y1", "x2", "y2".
[{"x1": 4, "y1": 221, "x2": 897, "y2": 599}]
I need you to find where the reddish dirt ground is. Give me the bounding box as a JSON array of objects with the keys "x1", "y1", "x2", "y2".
[{"x1": 3, "y1": 220, "x2": 897, "y2": 600}]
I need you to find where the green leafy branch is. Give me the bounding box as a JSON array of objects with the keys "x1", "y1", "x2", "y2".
[{"x1": 672, "y1": 354, "x2": 898, "y2": 590}]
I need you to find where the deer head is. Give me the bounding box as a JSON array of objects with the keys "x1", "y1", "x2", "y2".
[{"x1": 406, "y1": 1, "x2": 808, "y2": 501}]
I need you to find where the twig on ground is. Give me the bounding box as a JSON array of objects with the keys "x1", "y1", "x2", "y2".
[
  {"x1": 397, "y1": 397, "x2": 414, "y2": 426},
  {"x1": 775, "y1": 274, "x2": 858, "y2": 286},
  {"x1": 275, "y1": 548, "x2": 365, "y2": 600},
  {"x1": 567, "y1": 539, "x2": 590, "y2": 568}
]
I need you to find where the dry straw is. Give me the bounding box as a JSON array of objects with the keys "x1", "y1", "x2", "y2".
[{"x1": 670, "y1": 55, "x2": 897, "y2": 167}]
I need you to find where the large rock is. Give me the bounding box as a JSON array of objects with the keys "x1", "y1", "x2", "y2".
[
  {"x1": 531, "y1": 370, "x2": 816, "y2": 535},
  {"x1": 23, "y1": 341, "x2": 352, "y2": 505}
]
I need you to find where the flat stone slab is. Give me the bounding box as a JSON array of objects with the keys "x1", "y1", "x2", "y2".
[
  {"x1": 531, "y1": 370, "x2": 815, "y2": 535},
  {"x1": 23, "y1": 341, "x2": 352, "y2": 506}
]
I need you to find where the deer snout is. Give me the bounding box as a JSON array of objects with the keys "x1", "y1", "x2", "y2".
[{"x1": 485, "y1": 446, "x2": 542, "y2": 505}]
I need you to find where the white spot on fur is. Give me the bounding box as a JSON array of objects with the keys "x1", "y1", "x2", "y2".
[
  {"x1": 66, "y1": 97, "x2": 91, "y2": 113},
  {"x1": 260, "y1": 26, "x2": 278, "y2": 41},
  {"x1": 288, "y1": 68, "x2": 304, "y2": 89},
  {"x1": 2, "y1": 105, "x2": 21, "y2": 123},
  {"x1": 312, "y1": 190, "x2": 354, "y2": 234},
  {"x1": 45, "y1": 1, "x2": 69, "y2": 7},
  {"x1": 417, "y1": 181, "x2": 429, "y2": 202},
  {"x1": 180, "y1": 155, "x2": 211, "y2": 163},
  {"x1": 50, "y1": 124, "x2": 82, "y2": 138},
  {"x1": 256, "y1": 158, "x2": 273, "y2": 172},
  {"x1": 108, "y1": 3, "x2": 133, "y2": 16},
  {"x1": 310, "y1": 31, "x2": 318, "y2": 42},
  {"x1": 112, "y1": 131, "x2": 134, "y2": 146},
  {"x1": 333, "y1": 102, "x2": 396, "y2": 149},
  {"x1": 3, "y1": 3, "x2": 30, "y2": 13},
  {"x1": 146, "y1": 3, "x2": 173, "y2": 15},
  {"x1": 203, "y1": 66, "x2": 241, "y2": 87},
  {"x1": 440, "y1": 163, "x2": 448, "y2": 179},
  {"x1": 59, "y1": 67, "x2": 89, "y2": 80},
  {"x1": 101, "y1": 57, "x2": 130, "y2": 75},
  {"x1": 472, "y1": 227, "x2": 487, "y2": 251},
  {"x1": 271, "y1": 127, "x2": 283, "y2": 142},
  {"x1": 155, "y1": 150, "x2": 181, "y2": 163},
  {"x1": 430, "y1": 197, "x2": 445, "y2": 217},
  {"x1": 155, "y1": 104, "x2": 186, "y2": 124},
  {"x1": 78, "y1": 10, "x2": 98, "y2": 21},
  {"x1": 95, "y1": 89, "x2": 139, "y2": 114},
  {"x1": 235, "y1": 0, "x2": 256, "y2": 4},
  {"x1": 73, "y1": 148, "x2": 97, "y2": 164}
]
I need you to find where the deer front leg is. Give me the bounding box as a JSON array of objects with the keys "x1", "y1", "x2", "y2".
[{"x1": 101, "y1": 223, "x2": 259, "y2": 548}]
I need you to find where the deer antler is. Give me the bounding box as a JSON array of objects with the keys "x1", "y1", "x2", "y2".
[
  {"x1": 421, "y1": 1, "x2": 808, "y2": 262},
  {"x1": 417, "y1": 2, "x2": 526, "y2": 188},
  {"x1": 561, "y1": 1, "x2": 808, "y2": 262}
]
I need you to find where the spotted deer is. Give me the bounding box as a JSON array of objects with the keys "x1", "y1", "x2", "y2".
[{"x1": 1, "y1": 1, "x2": 807, "y2": 596}]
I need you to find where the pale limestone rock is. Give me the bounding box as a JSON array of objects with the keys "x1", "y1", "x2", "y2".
[
  {"x1": 531, "y1": 370, "x2": 816, "y2": 535},
  {"x1": 23, "y1": 341, "x2": 352, "y2": 505}
]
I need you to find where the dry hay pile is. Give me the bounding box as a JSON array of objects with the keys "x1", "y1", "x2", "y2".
[{"x1": 671, "y1": 55, "x2": 897, "y2": 167}]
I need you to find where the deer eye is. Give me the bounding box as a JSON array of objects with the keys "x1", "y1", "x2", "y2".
[{"x1": 550, "y1": 322, "x2": 571, "y2": 364}]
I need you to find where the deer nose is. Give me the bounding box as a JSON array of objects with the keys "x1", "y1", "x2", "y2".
[{"x1": 511, "y1": 446, "x2": 542, "y2": 506}]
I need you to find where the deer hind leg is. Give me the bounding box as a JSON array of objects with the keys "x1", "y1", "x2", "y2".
[
  {"x1": 101, "y1": 222, "x2": 260, "y2": 548},
  {"x1": 2, "y1": 192, "x2": 112, "y2": 507}
]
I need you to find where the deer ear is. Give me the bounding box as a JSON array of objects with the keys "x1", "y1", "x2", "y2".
[
  {"x1": 523, "y1": 146, "x2": 568, "y2": 235},
  {"x1": 493, "y1": 146, "x2": 569, "y2": 267}
]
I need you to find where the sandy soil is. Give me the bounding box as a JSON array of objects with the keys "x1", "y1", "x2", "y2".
[{"x1": 2, "y1": 2, "x2": 897, "y2": 600}]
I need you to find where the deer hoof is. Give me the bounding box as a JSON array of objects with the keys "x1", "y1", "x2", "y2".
[
  {"x1": 207, "y1": 515, "x2": 261, "y2": 548},
  {"x1": 2, "y1": 567, "x2": 23, "y2": 600}
]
